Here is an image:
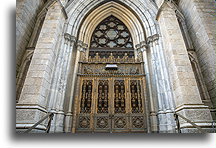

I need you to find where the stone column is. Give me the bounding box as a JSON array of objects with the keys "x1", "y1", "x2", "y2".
[
  {"x1": 156, "y1": 0, "x2": 213, "y2": 132},
  {"x1": 147, "y1": 34, "x2": 176, "y2": 133},
  {"x1": 16, "y1": 1, "x2": 66, "y2": 133},
  {"x1": 65, "y1": 41, "x2": 87, "y2": 133},
  {"x1": 46, "y1": 33, "x2": 67, "y2": 133},
  {"x1": 54, "y1": 34, "x2": 76, "y2": 132},
  {"x1": 47, "y1": 33, "x2": 76, "y2": 133},
  {"x1": 137, "y1": 42, "x2": 157, "y2": 133}
]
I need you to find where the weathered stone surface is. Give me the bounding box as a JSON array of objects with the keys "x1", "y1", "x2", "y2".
[
  {"x1": 178, "y1": 0, "x2": 216, "y2": 108},
  {"x1": 16, "y1": 0, "x2": 45, "y2": 73}
]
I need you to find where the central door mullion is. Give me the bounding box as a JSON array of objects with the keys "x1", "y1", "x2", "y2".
[
  {"x1": 125, "y1": 78, "x2": 131, "y2": 131},
  {"x1": 92, "y1": 77, "x2": 98, "y2": 131},
  {"x1": 125, "y1": 78, "x2": 130, "y2": 114},
  {"x1": 109, "y1": 78, "x2": 114, "y2": 132}
]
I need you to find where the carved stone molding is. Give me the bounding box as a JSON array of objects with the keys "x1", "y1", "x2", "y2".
[{"x1": 86, "y1": 52, "x2": 137, "y2": 63}]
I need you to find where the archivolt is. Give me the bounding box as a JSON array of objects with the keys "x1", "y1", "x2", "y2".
[{"x1": 65, "y1": 0, "x2": 159, "y2": 46}]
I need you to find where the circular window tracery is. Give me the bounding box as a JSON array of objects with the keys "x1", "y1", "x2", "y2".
[{"x1": 90, "y1": 15, "x2": 133, "y2": 49}]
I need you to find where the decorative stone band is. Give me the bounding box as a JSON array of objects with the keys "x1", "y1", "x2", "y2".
[
  {"x1": 16, "y1": 124, "x2": 47, "y2": 132},
  {"x1": 175, "y1": 104, "x2": 209, "y2": 112},
  {"x1": 16, "y1": 104, "x2": 48, "y2": 113},
  {"x1": 157, "y1": 110, "x2": 174, "y2": 115},
  {"x1": 16, "y1": 105, "x2": 48, "y2": 132},
  {"x1": 179, "y1": 122, "x2": 214, "y2": 130},
  {"x1": 77, "y1": 74, "x2": 145, "y2": 77}
]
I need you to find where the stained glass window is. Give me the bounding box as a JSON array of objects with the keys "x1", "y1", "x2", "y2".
[{"x1": 90, "y1": 15, "x2": 133, "y2": 49}]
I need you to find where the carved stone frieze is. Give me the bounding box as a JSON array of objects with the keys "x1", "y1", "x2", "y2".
[
  {"x1": 85, "y1": 52, "x2": 139, "y2": 63},
  {"x1": 81, "y1": 63, "x2": 141, "y2": 75}
]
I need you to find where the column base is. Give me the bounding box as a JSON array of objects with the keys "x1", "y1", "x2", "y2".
[
  {"x1": 158, "y1": 111, "x2": 176, "y2": 133},
  {"x1": 176, "y1": 104, "x2": 214, "y2": 133},
  {"x1": 16, "y1": 105, "x2": 48, "y2": 133},
  {"x1": 64, "y1": 113, "x2": 73, "y2": 133}
]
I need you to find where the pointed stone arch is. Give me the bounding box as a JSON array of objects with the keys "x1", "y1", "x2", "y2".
[
  {"x1": 76, "y1": 1, "x2": 145, "y2": 46},
  {"x1": 62, "y1": 0, "x2": 177, "y2": 133},
  {"x1": 65, "y1": 0, "x2": 159, "y2": 42}
]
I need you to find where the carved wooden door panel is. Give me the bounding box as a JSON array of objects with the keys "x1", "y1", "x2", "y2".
[
  {"x1": 94, "y1": 79, "x2": 129, "y2": 133},
  {"x1": 94, "y1": 79, "x2": 111, "y2": 132},
  {"x1": 76, "y1": 79, "x2": 94, "y2": 132},
  {"x1": 76, "y1": 77, "x2": 147, "y2": 133},
  {"x1": 128, "y1": 79, "x2": 147, "y2": 132}
]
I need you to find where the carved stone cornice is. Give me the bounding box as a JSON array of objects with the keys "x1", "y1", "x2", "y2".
[
  {"x1": 78, "y1": 74, "x2": 145, "y2": 78},
  {"x1": 87, "y1": 53, "x2": 138, "y2": 63}
]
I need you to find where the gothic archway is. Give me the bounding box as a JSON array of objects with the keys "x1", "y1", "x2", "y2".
[
  {"x1": 73, "y1": 15, "x2": 148, "y2": 133},
  {"x1": 63, "y1": 0, "x2": 176, "y2": 133}
]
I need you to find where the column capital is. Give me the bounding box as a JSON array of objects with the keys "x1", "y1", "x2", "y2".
[
  {"x1": 64, "y1": 33, "x2": 76, "y2": 43},
  {"x1": 135, "y1": 41, "x2": 148, "y2": 51},
  {"x1": 64, "y1": 33, "x2": 71, "y2": 41},
  {"x1": 77, "y1": 40, "x2": 88, "y2": 52},
  {"x1": 147, "y1": 34, "x2": 159, "y2": 44}
]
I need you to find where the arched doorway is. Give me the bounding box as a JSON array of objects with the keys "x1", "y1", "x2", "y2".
[{"x1": 73, "y1": 15, "x2": 147, "y2": 133}]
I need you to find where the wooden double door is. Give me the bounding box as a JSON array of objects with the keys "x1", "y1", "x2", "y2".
[{"x1": 75, "y1": 77, "x2": 147, "y2": 133}]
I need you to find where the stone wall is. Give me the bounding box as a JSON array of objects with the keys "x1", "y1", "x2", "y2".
[
  {"x1": 156, "y1": 1, "x2": 213, "y2": 132},
  {"x1": 16, "y1": 0, "x2": 45, "y2": 74},
  {"x1": 16, "y1": 1, "x2": 67, "y2": 132},
  {"x1": 178, "y1": 0, "x2": 216, "y2": 107}
]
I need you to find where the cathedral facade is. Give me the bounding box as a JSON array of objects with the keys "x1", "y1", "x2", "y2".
[{"x1": 16, "y1": 0, "x2": 216, "y2": 133}]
